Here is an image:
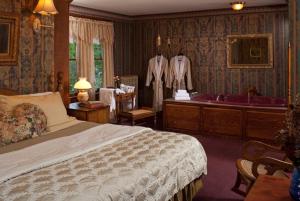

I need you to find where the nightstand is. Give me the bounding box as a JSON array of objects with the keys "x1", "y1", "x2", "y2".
[{"x1": 67, "y1": 102, "x2": 110, "y2": 124}]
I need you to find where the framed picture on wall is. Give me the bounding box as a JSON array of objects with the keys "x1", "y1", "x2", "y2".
[
  {"x1": 227, "y1": 33, "x2": 273, "y2": 69},
  {"x1": 0, "y1": 12, "x2": 19, "y2": 66}
]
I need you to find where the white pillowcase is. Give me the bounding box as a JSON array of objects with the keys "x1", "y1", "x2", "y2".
[{"x1": 0, "y1": 92, "x2": 72, "y2": 129}]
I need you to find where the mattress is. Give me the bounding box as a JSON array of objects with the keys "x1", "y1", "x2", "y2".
[{"x1": 0, "y1": 122, "x2": 207, "y2": 201}]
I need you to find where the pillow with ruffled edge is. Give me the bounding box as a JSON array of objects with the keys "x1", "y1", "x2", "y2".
[{"x1": 0, "y1": 103, "x2": 47, "y2": 146}]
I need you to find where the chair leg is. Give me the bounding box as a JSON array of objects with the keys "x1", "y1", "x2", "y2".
[
  {"x1": 131, "y1": 119, "x2": 135, "y2": 126},
  {"x1": 232, "y1": 171, "x2": 247, "y2": 196}
]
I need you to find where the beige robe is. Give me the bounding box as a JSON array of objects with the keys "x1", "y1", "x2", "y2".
[
  {"x1": 146, "y1": 55, "x2": 168, "y2": 112},
  {"x1": 167, "y1": 55, "x2": 193, "y2": 96}
]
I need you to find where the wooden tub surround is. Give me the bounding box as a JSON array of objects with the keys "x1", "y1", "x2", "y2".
[{"x1": 163, "y1": 99, "x2": 287, "y2": 140}]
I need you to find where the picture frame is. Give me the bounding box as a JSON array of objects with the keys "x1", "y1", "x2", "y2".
[
  {"x1": 0, "y1": 12, "x2": 20, "y2": 66},
  {"x1": 227, "y1": 33, "x2": 273, "y2": 69}
]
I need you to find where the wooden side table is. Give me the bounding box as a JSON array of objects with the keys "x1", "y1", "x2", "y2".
[
  {"x1": 245, "y1": 175, "x2": 292, "y2": 201},
  {"x1": 67, "y1": 102, "x2": 110, "y2": 124}
]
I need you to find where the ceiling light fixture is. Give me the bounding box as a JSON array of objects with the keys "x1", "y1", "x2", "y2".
[{"x1": 231, "y1": 2, "x2": 245, "y2": 11}]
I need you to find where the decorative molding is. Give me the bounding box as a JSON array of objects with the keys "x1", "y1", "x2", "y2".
[
  {"x1": 69, "y1": 4, "x2": 287, "y2": 22},
  {"x1": 69, "y1": 5, "x2": 133, "y2": 22},
  {"x1": 134, "y1": 5, "x2": 287, "y2": 20}
]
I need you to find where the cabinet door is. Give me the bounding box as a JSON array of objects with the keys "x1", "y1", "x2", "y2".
[
  {"x1": 246, "y1": 111, "x2": 285, "y2": 140},
  {"x1": 203, "y1": 107, "x2": 242, "y2": 136},
  {"x1": 165, "y1": 104, "x2": 200, "y2": 133},
  {"x1": 87, "y1": 108, "x2": 109, "y2": 123}
]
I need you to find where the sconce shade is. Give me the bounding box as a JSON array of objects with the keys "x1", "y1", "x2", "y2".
[
  {"x1": 74, "y1": 77, "x2": 92, "y2": 90},
  {"x1": 230, "y1": 2, "x2": 245, "y2": 11},
  {"x1": 34, "y1": 0, "x2": 58, "y2": 15}
]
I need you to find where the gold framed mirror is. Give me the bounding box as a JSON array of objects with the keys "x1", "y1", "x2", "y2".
[
  {"x1": 0, "y1": 12, "x2": 20, "y2": 66},
  {"x1": 227, "y1": 33, "x2": 273, "y2": 68}
]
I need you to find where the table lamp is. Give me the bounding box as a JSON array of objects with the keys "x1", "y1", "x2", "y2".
[{"x1": 74, "y1": 77, "x2": 92, "y2": 103}]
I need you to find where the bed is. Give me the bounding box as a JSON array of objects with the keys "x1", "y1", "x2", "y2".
[{"x1": 0, "y1": 88, "x2": 207, "y2": 201}]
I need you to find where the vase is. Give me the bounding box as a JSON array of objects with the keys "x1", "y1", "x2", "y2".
[{"x1": 290, "y1": 167, "x2": 300, "y2": 200}]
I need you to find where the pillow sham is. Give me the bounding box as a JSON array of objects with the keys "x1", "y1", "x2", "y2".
[
  {"x1": 0, "y1": 92, "x2": 70, "y2": 128},
  {"x1": 0, "y1": 103, "x2": 47, "y2": 146}
]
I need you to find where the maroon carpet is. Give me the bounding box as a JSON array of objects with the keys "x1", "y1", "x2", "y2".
[{"x1": 193, "y1": 135, "x2": 245, "y2": 201}]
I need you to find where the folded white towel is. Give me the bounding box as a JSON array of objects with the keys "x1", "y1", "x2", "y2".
[
  {"x1": 175, "y1": 96, "x2": 191, "y2": 101},
  {"x1": 175, "y1": 93, "x2": 189, "y2": 97},
  {"x1": 177, "y1": 90, "x2": 187, "y2": 94}
]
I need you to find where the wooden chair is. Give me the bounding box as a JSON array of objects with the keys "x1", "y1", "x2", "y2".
[
  {"x1": 232, "y1": 140, "x2": 293, "y2": 196},
  {"x1": 115, "y1": 92, "x2": 156, "y2": 126}
]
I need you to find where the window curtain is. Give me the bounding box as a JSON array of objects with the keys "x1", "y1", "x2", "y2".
[{"x1": 69, "y1": 16, "x2": 115, "y2": 90}]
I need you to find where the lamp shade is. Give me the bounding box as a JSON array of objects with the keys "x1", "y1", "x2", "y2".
[
  {"x1": 74, "y1": 77, "x2": 92, "y2": 90},
  {"x1": 33, "y1": 0, "x2": 58, "y2": 15}
]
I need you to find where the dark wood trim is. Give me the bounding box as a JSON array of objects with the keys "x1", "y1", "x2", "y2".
[
  {"x1": 135, "y1": 5, "x2": 287, "y2": 20},
  {"x1": 163, "y1": 99, "x2": 287, "y2": 140},
  {"x1": 69, "y1": 4, "x2": 287, "y2": 22},
  {"x1": 69, "y1": 5, "x2": 133, "y2": 22},
  {"x1": 54, "y1": 0, "x2": 71, "y2": 105}
]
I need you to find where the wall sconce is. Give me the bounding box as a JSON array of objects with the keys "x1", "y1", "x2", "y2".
[
  {"x1": 156, "y1": 34, "x2": 161, "y2": 47},
  {"x1": 32, "y1": 0, "x2": 58, "y2": 32},
  {"x1": 230, "y1": 2, "x2": 245, "y2": 11}
]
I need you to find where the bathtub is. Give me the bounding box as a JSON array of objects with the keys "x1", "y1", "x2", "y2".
[{"x1": 163, "y1": 94, "x2": 287, "y2": 140}]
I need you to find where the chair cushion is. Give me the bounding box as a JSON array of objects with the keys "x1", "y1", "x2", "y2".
[
  {"x1": 238, "y1": 159, "x2": 288, "y2": 180},
  {"x1": 127, "y1": 109, "x2": 154, "y2": 116}
]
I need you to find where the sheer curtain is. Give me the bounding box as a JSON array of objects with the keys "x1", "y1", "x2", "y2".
[{"x1": 69, "y1": 16, "x2": 115, "y2": 90}]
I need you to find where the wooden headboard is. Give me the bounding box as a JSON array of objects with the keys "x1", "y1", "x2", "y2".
[
  {"x1": 0, "y1": 72, "x2": 65, "y2": 98},
  {"x1": 0, "y1": 88, "x2": 19, "y2": 96}
]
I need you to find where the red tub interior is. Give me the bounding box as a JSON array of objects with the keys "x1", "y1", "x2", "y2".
[{"x1": 191, "y1": 94, "x2": 287, "y2": 107}]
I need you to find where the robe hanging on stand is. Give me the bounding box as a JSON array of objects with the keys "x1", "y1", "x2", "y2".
[
  {"x1": 145, "y1": 55, "x2": 169, "y2": 112},
  {"x1": 167, "y1": 55, "x2": 193, "y2": 96}
]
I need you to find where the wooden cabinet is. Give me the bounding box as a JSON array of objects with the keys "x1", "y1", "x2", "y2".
[
  {"x1": 165, "y1": 104, "x2": 200, "y2": 134},
  {"x1": 163, "y1": 99, "x2": 286, "y2": 140},
  {"x1": 203, "y1": 107, "x2": 242, "y2": 136},
  {"x1": 67, "y1": 102, "x2": 110, "y2": 124},
  {"x1": 246, "y1": 111, "x2": 285, "y2": 140}
]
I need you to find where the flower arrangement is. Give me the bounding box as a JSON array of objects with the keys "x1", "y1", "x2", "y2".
[
  {"x1": 276, "y1": 95, "x2": 300, "y2": 166},
  {"x1": 113, "y1": 76, "x2": 121, "y2": 88}
]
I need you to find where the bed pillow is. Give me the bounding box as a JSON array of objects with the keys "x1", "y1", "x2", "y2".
[
  {"x1": 0, "y1": 92, "x2": 70, "y2": 128},
  {"x1": 0, "y1": 103, "x2": 47, "y2": 146}
]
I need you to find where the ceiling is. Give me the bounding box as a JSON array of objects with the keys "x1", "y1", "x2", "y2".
[{"x1": 71, "y1": 0, "x2": 287, "y2": 16}]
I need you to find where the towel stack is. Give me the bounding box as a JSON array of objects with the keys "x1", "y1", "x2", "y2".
[{"x1": 175, "y1": 90, "x2": 191, "y2": 100}]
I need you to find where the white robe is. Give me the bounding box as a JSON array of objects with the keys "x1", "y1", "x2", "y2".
[
  {"x1": 145, "y1": 55, "x2": 168, "y2": 112},
  {"x1": 167, "y1": 55, "x2": 193, "y2": 96}
]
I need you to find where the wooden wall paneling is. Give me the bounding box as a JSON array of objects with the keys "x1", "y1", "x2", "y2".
[
  {"x1": 69, "y1": 5, "x2": 288, "y2": 108},
  {"x1": 246, "y1": 110, "x2": 286, "y2": 140},
  {"x1": 133, "y1": 6, "x2": 288, "y2": 106},
  {"x1": 163, "y1": 99, "x2": 287, "y2": 140},
  {"x1": 164, "y1": 103, "x2": 201, "y2": 134},
  {"x1": 203, "y1": 107, "x2": 243, "y2": 136}
]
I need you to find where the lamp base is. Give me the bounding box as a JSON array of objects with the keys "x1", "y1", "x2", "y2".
[{"x1": 77, "y1": 91, "x2": 89, "y2": 103}]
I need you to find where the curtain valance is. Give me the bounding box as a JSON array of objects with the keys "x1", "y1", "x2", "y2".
[{"x1": 69, "y1": 16, "x2": 114, "y2": 45}]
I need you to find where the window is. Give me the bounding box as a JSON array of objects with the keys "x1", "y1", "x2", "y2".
[
  {"x1": 94, "y1": 43, "x2": 103, "y2": 89},
  {"x1": 69, "y1": 41, "x2": 77, "y2": 95},
  {"x1": 68, "y1": 41, "x2": 104, "y2": 96}
]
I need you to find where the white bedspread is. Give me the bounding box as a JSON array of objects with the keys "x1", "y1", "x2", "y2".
[
  {"x1": 0, "y1": 124, "x2": 146, "y2": 183},
  {"x1": 0, "y1": 124, "x2": 207, "y2": 201}
]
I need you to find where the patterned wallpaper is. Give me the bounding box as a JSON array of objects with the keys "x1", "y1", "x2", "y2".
[
  {"x1": 133, "y1": 10, "x2": 289, "y2": 106},
  {"x1": 0, "y1": 0, "x2": 54, "y2": 94}
]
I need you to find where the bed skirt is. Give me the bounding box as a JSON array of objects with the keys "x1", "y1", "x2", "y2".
[{"x1": 170, "y1": 178, "x2": 203, "y2": 201}]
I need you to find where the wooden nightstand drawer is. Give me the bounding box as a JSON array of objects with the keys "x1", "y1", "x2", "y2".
[{"x1": 67, "y1": 102, "x2": 110, "y2": 124}]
